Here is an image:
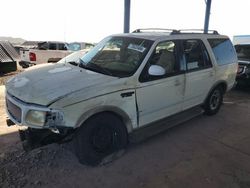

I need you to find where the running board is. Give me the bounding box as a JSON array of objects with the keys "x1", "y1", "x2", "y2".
[{"x1": 129, "y1": 106, "x2": 203, "y2": 143}]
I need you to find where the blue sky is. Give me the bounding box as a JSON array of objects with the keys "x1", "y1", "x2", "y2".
[{"x1": 1, "y1": 0, "x2": 250, "y2": 42}]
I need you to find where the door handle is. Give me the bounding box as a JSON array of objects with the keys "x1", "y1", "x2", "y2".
[{"x1": 174, "y1": 80, "x2": 181, "y2": 86}]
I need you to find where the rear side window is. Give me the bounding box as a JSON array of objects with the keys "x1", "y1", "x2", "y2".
[
  {"x1": 38, "y1": 42, "x2": 49, "y2": 50},
  {"x1": 208, "y1": 38, "x2": 237, "y2": 65},
  {"x1": 49, "y1": 43, "x2": 57, "y2": 50},
  {"x1": 183, "y1": 39, "x2": 212, "y2": 71},
  {"x1": 58, "y1": 43, "x2": 68, "y2": 50}
]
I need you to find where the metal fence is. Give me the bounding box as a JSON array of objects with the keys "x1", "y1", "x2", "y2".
[{"x1": 0, "y1": 41, "x2": 18, "y2": 73}]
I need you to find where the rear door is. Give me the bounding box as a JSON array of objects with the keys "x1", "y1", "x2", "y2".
[{"x1": 182, "y1": 39, "x2": 215, "y2": 110}]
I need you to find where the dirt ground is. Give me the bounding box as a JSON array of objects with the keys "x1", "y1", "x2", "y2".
[
  {"x1": 1, "y1": 76, "x2": 250, "y2": 188},
  {"x1": 0, "y1": 86, "x2": 20, "y2": 153},
  {"x1": 0, "y1": 71, "x2": 21, "y2": 85}
]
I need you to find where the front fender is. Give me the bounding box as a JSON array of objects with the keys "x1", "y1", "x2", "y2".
[
  {"x1": 75, "y1": 105, "x2": 134, "y2": 133},
  {"x1": 51, "y1": 90, "x2": 138, "y2": 133}
]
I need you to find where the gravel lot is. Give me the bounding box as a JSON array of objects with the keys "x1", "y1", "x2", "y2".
[
  {"x1": 1, "y1": 80, "x2": 250, "y2": 188},
  {"x1": 0, "y1": 86, "x2": 20, "y2": 154}
]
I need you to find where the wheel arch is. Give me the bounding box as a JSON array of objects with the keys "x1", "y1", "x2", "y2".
[
  {"x1": 75, "y1": 106, "x2": 134, "y2": 134},
  {"x1": 204, "y1": 80, "x2": 227, "y2": 103}
]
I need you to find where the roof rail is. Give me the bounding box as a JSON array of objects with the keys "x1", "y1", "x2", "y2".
[
  {"x1": 173, "y1": 29, "x2": 219, "y2": 35},
  {"x1": 132, "y1": 28, "x2": 219, "y2": 35},
  {"x1": 132, "y1": 28, "x2": 178, "y2": 33}
]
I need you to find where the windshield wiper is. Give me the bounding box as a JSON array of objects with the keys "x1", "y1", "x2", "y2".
[{"x1": 87, "y1": 62, "x2": 113, "y2": 76}]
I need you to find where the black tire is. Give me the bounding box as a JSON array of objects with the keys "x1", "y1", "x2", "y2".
[
  {"x1": 74, "y1": 112, "x2": 128, "y2": 166},
  {"x1": 204, "y1": 87, "x2": 223, "y2": 115}
]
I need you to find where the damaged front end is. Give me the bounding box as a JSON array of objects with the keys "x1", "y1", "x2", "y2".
[
  {"x1": 18, "y1": 127, "x2": 74, "y2": 151},
  {"x1": 6, "y1": 93, "x2": 74, "y2": 150}
]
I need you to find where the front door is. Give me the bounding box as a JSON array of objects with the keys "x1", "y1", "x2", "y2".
[{"x1": 136, "y1": 40, "x2": 185, "y2": 127}]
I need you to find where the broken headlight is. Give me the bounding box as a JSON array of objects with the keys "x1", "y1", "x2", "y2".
[{"x1": 25, "y1": 110, "x2": 47, "y2": 127}]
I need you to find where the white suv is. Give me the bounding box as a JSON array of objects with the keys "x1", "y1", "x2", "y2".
[{"x1": 5, "y1": 29, "x2": 238, "y2": 165}]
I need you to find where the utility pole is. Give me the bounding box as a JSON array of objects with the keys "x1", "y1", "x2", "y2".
[
  {"x1": 124, "y1": 0, "x2": 131, "y2": 33},
  {"x1": 204, "y1": 0, "x2": 212, "y2": 33}
]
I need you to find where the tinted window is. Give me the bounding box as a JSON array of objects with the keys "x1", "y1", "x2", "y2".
[
  {"x1": 38, "y1": 42, "x2": 49, "y2": 50},
  {"x1": 208, "y1": 38, "x2": 237, "y2": 65},
  {"x1": 183, "y1": 40, "x2": 212, "y2": 71},
  {"x1": 49, "y1": 43, "x2": 57, "y2": 50},
  {"x1": 58, "y1": 43, "x2": 68, "y2": 50}
]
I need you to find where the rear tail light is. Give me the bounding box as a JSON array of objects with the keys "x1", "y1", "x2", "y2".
[{"x1": 29, "y1": 52, "x2": 36, "y2": 61}]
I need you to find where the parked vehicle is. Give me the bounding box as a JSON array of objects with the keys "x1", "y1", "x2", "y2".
[
  {"x1": 233, "y1": 35, "x2": 250, "y2": 86},
  {"x1": 5, "y1": 29, "x2": 237, "y2": 165},
  {"x1": 233, "y1": 35, "x2": 250, "y2": 45},
  {"x1": 19, "y1": 41, "x2": 94, "y2": 68},
  {"x1": 19, "y1": 41, "x2": 72, "y2": 68},
  {"x1": 57, "y1": 49, "x2": 89, "y2": 64},
  {"x1": 25, "y1": 49, "x2": 89, "y2": 71}
]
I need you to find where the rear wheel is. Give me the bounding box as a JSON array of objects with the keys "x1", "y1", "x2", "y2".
[
  {"x1": 74, "y1": 113, "x2": 128, "y2": 166},
  {"x1": 204, "y1": 87, "x2": 223, "y2": 115}
]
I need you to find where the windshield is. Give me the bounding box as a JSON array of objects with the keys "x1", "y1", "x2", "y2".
[
  {"x1": 67, "y1": 43, "x2": 81, "y2": 51},
  {"x1": 80, "y1": 36, "x2": 153, "y2": 77},
  {"x1": 235, "y1": 44, "x2": 250, "y2": 61}
]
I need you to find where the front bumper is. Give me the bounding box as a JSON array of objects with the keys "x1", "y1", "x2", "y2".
[{"x1": 5, "y1": 90, "x2": 74, "y2": 151}]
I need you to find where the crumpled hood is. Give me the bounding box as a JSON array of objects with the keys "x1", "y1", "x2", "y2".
[{"x1": 6, "y1": 63, "x2": 118, "y2": 106}]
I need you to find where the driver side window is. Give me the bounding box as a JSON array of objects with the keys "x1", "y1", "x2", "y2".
[{"x1": 140, "y1": 40, "x2": 180, "y2": 82}]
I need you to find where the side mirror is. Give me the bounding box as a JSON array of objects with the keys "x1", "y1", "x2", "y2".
[{"x1": 148, "y1": 65, "x2": 166, "y2": 76}]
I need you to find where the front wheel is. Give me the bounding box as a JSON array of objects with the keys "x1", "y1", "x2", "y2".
[
  {"x1": 204, "y1": 87, "x2": 223, "y2": 115},
  {"x1": 74, "y1": 113, "x2": 128, "y2": 166}
]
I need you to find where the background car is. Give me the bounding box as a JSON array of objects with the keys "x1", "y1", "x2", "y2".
[{"x1": 235, "y1": 44, "x2": 250, "y2": 86}]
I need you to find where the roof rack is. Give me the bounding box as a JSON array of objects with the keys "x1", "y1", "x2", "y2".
[
  {"x1": 132, "y1": 28, "x2": 178, "y2": 33},
  {"x1": 173, "y1": 29, "x2": 219, "y2": 35},
  {"x1": 132, "y1": 28, "x2": 219, "y2": 35}
]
